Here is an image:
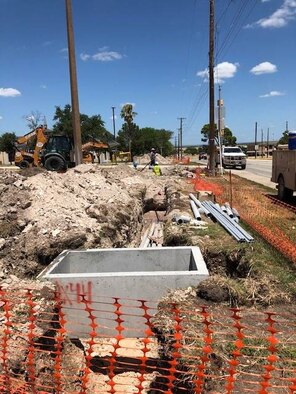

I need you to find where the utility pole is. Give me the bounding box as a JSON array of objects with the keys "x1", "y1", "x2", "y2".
[
  {"x1": 178, "y1": 117, "x2": 186, "y2": 160},
  {"x1": 217, "y1": 85, "x2": 223, "y2": 174},
  {"x1": 209, "y1": 0, "x2": 216, "y2": 174},
  {"x1": 254, "y1": 121, "x2": 258, "y2": 159},
  {"x1": 267, "y1": 127, "x2": 269, "y2": 158},
  {"x1": 261, "y1": 128, "x2": 264, "y2": 157},
  {"x1": 177, "y1": 128, "x2": 181, "y2": 160},
  {"x1": 111, "y1": 106, "x2": 116, "y2": 139},
  {"x1": 65, "y1": 0, "x2": 82, "y2": 165}
]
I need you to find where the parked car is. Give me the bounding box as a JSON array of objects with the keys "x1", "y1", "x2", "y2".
[{"x1": 199, "y1": 153, "x2": 207, "y2": 160}]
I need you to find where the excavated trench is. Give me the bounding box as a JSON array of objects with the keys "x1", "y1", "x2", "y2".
[{"x1": 0, "y1": 167, "x2": 254, "y2": 392}]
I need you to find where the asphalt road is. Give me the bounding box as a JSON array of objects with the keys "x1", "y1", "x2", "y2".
[{"x1": 230, "y1": 159, "x2": 276, "y2": 189}]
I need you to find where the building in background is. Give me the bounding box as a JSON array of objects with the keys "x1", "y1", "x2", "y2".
[{"x1": 0, "y1": 152, "x2": 9, "y2": 165}]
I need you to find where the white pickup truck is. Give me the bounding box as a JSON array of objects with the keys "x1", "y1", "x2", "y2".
[{"x1": 216, "y1": 146, "x2": 247, "y2": 170}]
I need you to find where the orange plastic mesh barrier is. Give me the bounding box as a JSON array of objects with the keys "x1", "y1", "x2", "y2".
[
  {"x1": 0, "y1": 286, "x2": 296, "y2": 393},
  {"x1": 173, "y1": 157, "x2": 191, "y2": 165},
  {"x1": 215, "y1": 173, "x2": 296, "y2": 264},
  {"x1": 191, "y1": 168, "x2": 223, "y2": 196}
]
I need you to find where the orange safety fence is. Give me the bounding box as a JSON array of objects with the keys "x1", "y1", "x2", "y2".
[
  {"x1": 0, "y1": 287, "x2": 296, "y2": 393},
  {"x1": 191, "y1": 168, "x2": 223, "y2": 197},
  {"x1": 213, "y1": 173, "x2": 296, "y2": 264},
  {"x1": 173, "y1": 157, "x2": 191, "y2": 165}
]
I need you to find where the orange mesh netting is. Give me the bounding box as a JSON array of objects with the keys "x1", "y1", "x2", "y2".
[{"x1": 0, "y1": 286, "x2": 296, "y2": 393}]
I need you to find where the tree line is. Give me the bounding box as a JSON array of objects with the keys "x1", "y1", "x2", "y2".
[
  {"x1": 0, "y1": 104, "x2": 174, "y2": 157},
  {"x1": 0, "y1": 103, "x2": 290, "y2": 158}
]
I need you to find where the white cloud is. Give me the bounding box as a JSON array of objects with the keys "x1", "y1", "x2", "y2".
[
  {"x1": 259, "y1": 90, "x2": 285, "y2": 97},
  {"x1": 93, "y1": 51, "x2": 123, "y2": 62},
  {"x1": 80, "y1": 49, "x2": 123, "y2": 62},
  {"x1": 80, "y1": 53, "x2": 91, "y2": 61},
  {"x1": 0, "y1": 116, "x2": 3, "y2": 120},
  {"x1": 197, "y1": 61, "x2": 239, "y2": 83},
  {"x1": 40, "y1": 84, "x2": 47, "y2": 89},
  {"x1": 60, "y1": 48, "x2": 68, "y2": 53},
  {"x1": 250, "y1": 61, "x2": 277, "y2": 75},
  {"x1": 0, "y1": 88, "x2": 21, "y2": 97},
  {"x1": 248, "y1": 0, "x2": 296, "y2": 28}
]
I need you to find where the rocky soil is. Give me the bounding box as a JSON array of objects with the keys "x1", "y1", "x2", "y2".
[{"x1": 0, "y1": 164, "x2": 184, "y2": 279}]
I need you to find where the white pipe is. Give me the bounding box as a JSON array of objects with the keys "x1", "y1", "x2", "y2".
[
  {"x1": 189, "y1": 193, "x2": 211, "y2": 217},
  {"x1": 190, "y1": 200, "x2": 201, "y2": 221}
]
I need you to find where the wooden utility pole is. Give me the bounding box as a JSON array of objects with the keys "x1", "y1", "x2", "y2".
[
  {"x1": 65, "y1": 0, "x2": 82, "y2": 165},
  {"x1": 209, "y1": 0, "x2": 216, "y2": 174},
  {"x1": 178, "y1": 117, "x2": 186, "y2": 160}
]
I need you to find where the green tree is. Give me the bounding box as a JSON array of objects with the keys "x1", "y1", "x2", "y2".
[
  {"x1": 278, "y1": 130, "x2": 288, "y2": 145},
  {"x1": 116, "y1": 126, "x2": 174, "y2": 156},
  {"x1": 81, "y1": 115, "x2": 113, "y2": 144},
  {"x1": 120, "y1": 104, "x2": 138, "y2": 153},
  {"x1": 0, "y1": 132, "x2": 17, "y2": 163},
  {"x1": 117, "y1": 122, "x2": 140, "y2": 152},
  {"x1": 184, "y1": 147, "x2": 198, "y2": 155},
  {"x1": 52, "y1": 105, "x2": 112, "y2": 144},
  {"x1": 201, "y1": 123, "x2": 237, "y2": 146},
  {"x1": 0, "y1": 132, "x2": 16, "y2": 153},
  {"x1": 137, "y1": 128, "x2": 173, "y2": 156}
]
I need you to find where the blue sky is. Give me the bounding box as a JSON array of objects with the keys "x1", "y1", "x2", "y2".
[{"x1": 1, "y1": 0, "x2": 295, "y2": 144}]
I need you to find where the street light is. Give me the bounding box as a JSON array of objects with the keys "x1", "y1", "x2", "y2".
[{"x1": 112, "y1": 106, "x2": 116, "y2": 139}]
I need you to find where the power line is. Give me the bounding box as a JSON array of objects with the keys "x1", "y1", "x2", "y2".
[{"x1": 215, "y1": 0, "x2": 258, "y2": 61}]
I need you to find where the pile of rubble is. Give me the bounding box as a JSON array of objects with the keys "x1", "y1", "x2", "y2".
[{"x1": 0, "y1": 164, "x2": 173, "y2": 279}]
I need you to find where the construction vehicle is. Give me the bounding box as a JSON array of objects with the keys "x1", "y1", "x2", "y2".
[
  {"x1": 117, "y1": 151, "x2": 131, "y2": 162},
  {"x1": 15, "y1": 125, "x2": 110, "y2": 171},
  {"x1": 14, "y1": 125, "x2": 74, "y2": 171},
  {"x1": 81, "y1": 141, "x2": 109, "y2": 163},
  {"x1": 271, "y1": 144, "x2": 296, "y2": 200}
]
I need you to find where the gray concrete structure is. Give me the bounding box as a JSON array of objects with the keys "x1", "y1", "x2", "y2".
[{"x1": 38, "y1": 247, "x2": 208, "y2": 338}]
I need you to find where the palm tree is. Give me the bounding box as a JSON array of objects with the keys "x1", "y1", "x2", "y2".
[{"x1": 120, "y1": 104, "x2": 137, "y2": 154}]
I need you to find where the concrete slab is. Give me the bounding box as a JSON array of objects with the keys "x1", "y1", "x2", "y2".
[{"x1": 38, "y1": 247, "x2": 208, "y2": 338}]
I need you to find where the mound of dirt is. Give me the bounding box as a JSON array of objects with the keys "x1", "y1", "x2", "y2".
[{"x1": 0, "y1": 165, "x2": 173, "y2": 279}]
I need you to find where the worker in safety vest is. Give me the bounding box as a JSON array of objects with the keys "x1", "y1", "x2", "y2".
[{"x1": 153, "y1": 162, "x2": 162, "y2": 176}]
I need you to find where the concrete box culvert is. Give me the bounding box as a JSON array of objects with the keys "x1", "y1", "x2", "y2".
[{"x1": 38, "y1": 247, "x2": 208, "y2": 338}]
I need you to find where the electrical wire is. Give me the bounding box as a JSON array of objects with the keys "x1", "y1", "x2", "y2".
[
  {"x1": 215, "y1": 0, "x2": 258, "y2": 62},
  {"x1": 183, "y1": 0, "x2": 259, "y2": 140}
]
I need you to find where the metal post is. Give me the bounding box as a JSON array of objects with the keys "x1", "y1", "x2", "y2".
[
  {"x1": 177, "y1": 129, "x2": 180, "y2": 160},
  {"x1": 254, "y1": 121, "x2": 257, "y2": 159},
  {"x1": 112, "y1": 106, "x2": 116, "y2": 139},
  {"x1": 267, "y1": 127, "x2": 269, "y2": 158},
  {"x1": 217, "y1": 85, "x2": 223, "y2": 175},
  {"x1": 65, "y1": 0, "x2": 82, "y2": 165}
]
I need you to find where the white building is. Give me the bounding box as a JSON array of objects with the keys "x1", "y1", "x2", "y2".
[{"x1": 0, "y1": 152, "x2": 9, "y2": 165}]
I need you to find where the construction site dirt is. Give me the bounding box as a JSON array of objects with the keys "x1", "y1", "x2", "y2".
[{"x1": 0, "y1": 163, "x2": 296, "y2": 393}]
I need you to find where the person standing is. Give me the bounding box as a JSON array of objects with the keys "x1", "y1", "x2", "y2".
[{"x1": 150, "y1": 148, "x2": 156, "y2": 167}]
